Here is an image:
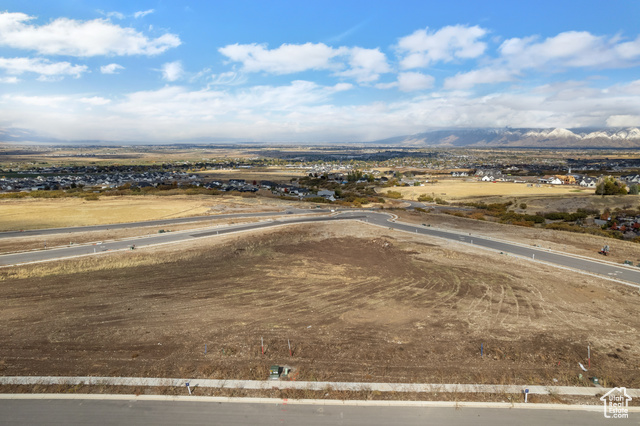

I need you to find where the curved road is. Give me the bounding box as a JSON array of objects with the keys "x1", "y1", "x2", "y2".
[
  {"x1": 2, "y1": 210, "x2": 640, "y2": 287},
  {"x1": 0, "y1": 207, "x2": 330, "y2": 238}
]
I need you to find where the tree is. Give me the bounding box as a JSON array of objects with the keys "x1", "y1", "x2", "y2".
[
  {"x1": 595, "y1": 176, "x2": 627, "y2": 196},
  {"x1": 628, "y1": 184, "x2": 639, "y2": 195}
]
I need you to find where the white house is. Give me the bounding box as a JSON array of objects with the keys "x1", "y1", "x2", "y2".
[{"x1": 579, "y1": 177, "x2": 597, "y2": 188}]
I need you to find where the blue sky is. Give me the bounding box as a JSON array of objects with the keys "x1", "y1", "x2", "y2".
[{"x1": 1, "y1": 1, "x2": 640, "y2": 143}]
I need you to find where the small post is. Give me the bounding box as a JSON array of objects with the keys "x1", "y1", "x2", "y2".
[
  {"x1": 481, "y1": 343, "x2": 484, "y2": 357},
  {"x1": 532, "y1": 253, "x2": 535, "y2": 260},
  {"x1": 588, "y1": 345, "x2": 591, "y2": 369},
  {"x1": 261, "y1": 337, "x2": 264, "y2": 355},
  {"x1": 524, "y1": 388, "x2": 529, "y2": 403},
  {"x1": 186, "y1": 382, "x2": 191, "y2": 395},
  {"x1": 205, "y1": 344, "x2": 207, "y2": 355},
  {"x1": 288, "y1": 339, "x2": 292, "y2": 357},
  {"x1": 470, "y1": 240, "x2": 473, "y2": 244}
]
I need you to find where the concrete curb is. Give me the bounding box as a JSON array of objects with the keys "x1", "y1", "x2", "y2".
[
  {"x1": 1, "y1": 376, "x2": 638, "y2": 398},
  {"x1": 0, "y1": 394, "x2": 638, "y2": 412}
]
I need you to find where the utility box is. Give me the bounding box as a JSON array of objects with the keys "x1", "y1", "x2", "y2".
[{"x1": 269, "y1": 365, "x2": 280, "y2": 380}]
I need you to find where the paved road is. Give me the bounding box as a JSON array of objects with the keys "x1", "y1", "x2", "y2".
[
  {"x1": 2, "y1": 210, "x2": 640, "y2": 287},
  {"x1": 0, "y1": 213, "x2": 363, "y2": 266},
  {"x1": 0, "y1": 208, "x2": 330, "y2": 238},
  {"x1": 0, "y1": 399, "x2": 625, "y2": 426},
  {"x1": 363, "y1": 213, "x2": 640, "y2": 286}
]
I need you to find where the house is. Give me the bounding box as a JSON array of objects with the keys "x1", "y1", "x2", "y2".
[
  {"x1": 481, "y1": 175, "x2": 494, "y2": 182},
  {"x1": 579, "y1": 177, "x2": 597, "y2": 188},
  {"x1": 317, "y1": 189, "x2": 336, "y2": 201},
  {"x1": 556, "y1": 175, "x2": 576, "y2": 184},
  {"x1": 539, "y1": 176, "x2": 563, "y2": 185}
]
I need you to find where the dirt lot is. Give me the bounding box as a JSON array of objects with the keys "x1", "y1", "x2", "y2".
[
  {"x1": 395, "y1": 209, "x2": 640, "y2": 264},
  {"x1": 1, "y1": 221, "x2": 638, "y2": 390}
]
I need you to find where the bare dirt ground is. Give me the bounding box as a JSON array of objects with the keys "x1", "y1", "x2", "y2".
[
  {"x1": 1, "y1": 221, "x2": 638, "y2": 392},
  {"x1": 394, "y1": 210, "x2": 640, "y2": 264}
]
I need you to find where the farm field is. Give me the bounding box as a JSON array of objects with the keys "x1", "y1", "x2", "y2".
[
  {"x1": 0, "y1": 195, "x2": 292, "y2": 231},
  {"x1": 379, "y1": 180, "x2": 594, "y2": 201},
  {"x1": 196, "y1": 167, "x2": 307, "y2": 182},
  {"x1": 1, "y1": 221, "x2": 638, "y2": 389}
]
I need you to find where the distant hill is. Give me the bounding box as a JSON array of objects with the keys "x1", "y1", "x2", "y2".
[{"x1": 369, "y1": 127, "x2": 640, "y2": 148}]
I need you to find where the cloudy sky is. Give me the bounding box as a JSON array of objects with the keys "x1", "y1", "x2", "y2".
[{"x1": 1, "y1": 0, "x2": 640, "y2": 143}]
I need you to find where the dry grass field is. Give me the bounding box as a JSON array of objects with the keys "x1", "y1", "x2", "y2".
[
  {"x1": 1, "y1": 221, "x2": 638, "y2": 389},
  {"x1": 0, "y1": 195, "x2": 293, "y2": 231},
  {"x1": 196, "y1": 167, "x2": 306, "y2": 182},
  {"x1": 379, "y1": 180, "x2": 593, "y2": 201}
]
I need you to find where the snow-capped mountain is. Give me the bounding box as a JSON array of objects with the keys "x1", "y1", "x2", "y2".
[{"x1": 370, "y1": 127, "x2": 640, "y2": 147}]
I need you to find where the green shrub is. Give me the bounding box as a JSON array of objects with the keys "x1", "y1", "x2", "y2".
[{"x1": 385, "y1": 191, "x2": 403, "y2": 199}]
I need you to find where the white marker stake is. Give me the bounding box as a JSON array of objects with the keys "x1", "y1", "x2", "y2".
[
  {"x1": 524, "y1": 389, "x2": 529, "y2": 403},
  {"x1": 532, "y1": 254, "x2": 535, "y2": 260},
  {"x1": 186, "y1": 382, "x2": 191, "y2": 395}
]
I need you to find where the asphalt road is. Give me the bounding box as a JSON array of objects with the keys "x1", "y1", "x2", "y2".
[
  {"x1": 2, "y1": 210, "x2": 640, "y2": 287},
  {"x1": 0, "y1": 400, "x2": 625, "y2": 426},
  {"x1": 0, "y1": 208, "x2": 329, "y2": 238},
  {"x1": 0, "y1": 213, "x2": 363, "y2": 266},
  {"x1": 363, "y1": 212, "x2": 640, "y2": 286}
]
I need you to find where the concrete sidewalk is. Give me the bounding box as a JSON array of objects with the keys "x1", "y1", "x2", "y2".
[{"x1": 2, "y1": 376, "x2": 638, "y2": 397}]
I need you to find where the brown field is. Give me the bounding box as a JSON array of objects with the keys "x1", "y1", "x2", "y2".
[
  {"x1": 0, "y1": 195, "x2": 294, "y2": 231},
  {"x1": 1, "y1": 221, "x2": 638, "y2": 389},
  {"x1": 379, "y1": 180, "x2": 593, "y2": 201},
  {"x1": 195, "y1": 167, "x2": 306, "y2": 182}
]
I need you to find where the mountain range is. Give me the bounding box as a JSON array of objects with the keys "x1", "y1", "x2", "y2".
[
  {"x1": 370, "y1": 127, "x2": 640, "y2": 148},
  {"x1": 2, "y1": 126, "x2": 640, "y2": 148}
]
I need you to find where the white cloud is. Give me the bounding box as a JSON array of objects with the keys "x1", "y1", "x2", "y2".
[
  {"x1": 0, "y1": 57, "x2": 87, "y2": 78},
  {"x1": 444, "y1": 67, "x2": 516, "y2": 89},
  {"x1": 219, "y1": 42, "x2": 344, "y2": 74},
  {"x1": 100, "y1": 63, "x2": 124, "y2": 74},
  {"x1": 397, "y1": 72, "x2": 434, "y2": 92},
  {"x1": 219, "y1": 42, "x2": 391, "y2": 84},
  {"x1": 335, "y1": 47, "x2": 391, "y2": 83},
  {"x1": 98, "y1": 11, "x2": 125, "y2": 20},
  {"x1": 2, "y1": 77, "x2": 640, "y2": 143},
  {"x1": 397, "y1": 25, "x2": 488, "y2": 69},
  {"x1": 0, "y1": 76, "x2": 19, "y2": 83},
  {"x1": 206, "y1": 71, "x2": 246, "y2": 86},
  {"x1": 606, "y1": 115, "x2": 640, "y2": 126},
  {"x1": 4, "y1": 94, "x2": 69, "y2": 107},
  {"x1": 0, "y1": 12, "x2": 180, "y2": 57},
  {"x1": 134, "y1": 9, "x2": 155, "y2": 19},
  {"x1": 79, "y1": 96, "x2": 111, "y2": 106},
  {"x1": 161, "y1": 61, "x2": 184, "y2": 81},
  {"x1": 499, "y1": 31, "x2": 640, "y2": 70}
]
